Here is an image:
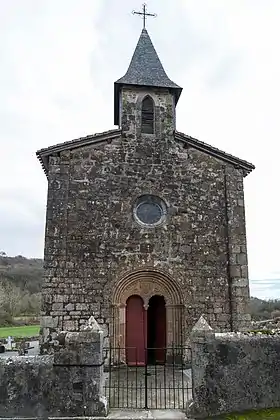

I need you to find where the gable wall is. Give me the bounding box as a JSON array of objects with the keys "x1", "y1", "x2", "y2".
[{"x1": 40, "y1": 87, "x2": 250, "y2": 351}]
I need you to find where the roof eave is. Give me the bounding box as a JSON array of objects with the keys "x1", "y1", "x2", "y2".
[
  {"x1": 36, "y1": 129, "x2": 121, "y2": 178},
  {"x1": 175, "y1": 131, "x2": 255, "y2": 177},
  {"x1": 36, "y1": 153, "x2": 49, "y2": 177}
]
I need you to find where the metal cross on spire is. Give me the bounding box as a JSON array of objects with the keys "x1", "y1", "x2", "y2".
[{"x1": 132, "y1": 3, "x2": 157, "y2": 29}]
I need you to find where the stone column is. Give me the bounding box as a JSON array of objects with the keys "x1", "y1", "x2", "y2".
[
  {"x1": 109, "y1": 303, "x2": 126, "y2": 364},
  {"x1": 143, "y1": 301, "x2": 149, "y2": 353},
  {"x1": 166, "y1": 304, "x2": 175, "y2": 347},
  {"x1": 118, "y1": 303, "x2": 126, "y2": 363}
]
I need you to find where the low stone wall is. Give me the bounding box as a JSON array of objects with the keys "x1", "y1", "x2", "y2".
[
  {"x1": 188, "y1": 317, "x2": 280, "y2": 418},
  {"x1": 0, "y1": 355, "x2": 54, "y2": 417},
  {"x1": 0, "y1": 319, "x2": 107, "y2": 418},
  {"x1": 251, "y1": 316, "x2": 280, "y2": 331}
]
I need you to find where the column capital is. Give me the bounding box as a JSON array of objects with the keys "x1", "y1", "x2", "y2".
[{"x1": 112, "y1": 303, "x2": 126, "y2": 308}]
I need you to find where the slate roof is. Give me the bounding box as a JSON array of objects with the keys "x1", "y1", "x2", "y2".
[
  {"x1": 114, "y1": 29, "x2": 182, "y2": 125},
  {"x1": 36, "y1": 128, "x2": 255, "y2": 178}
]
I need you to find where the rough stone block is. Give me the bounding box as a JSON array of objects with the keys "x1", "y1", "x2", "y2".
[
  {"x1": 63, "y1": 320, "x2": 78, "y2": 331},
  {"x1": 52, "y1": 302, "x2": 64, "y2": 311},
  {"x1": 237, "y1": 253, "x2": 247, "y2": 265},
  {"x1": 41, "y1": 316, "x2": 58, "y2": 329},
  {"x1": 76, "y1": 302, "x2": 88, "y2": 311},
  {"x1": 230, "y1": 265, "x2": 241, "y2": 278}
]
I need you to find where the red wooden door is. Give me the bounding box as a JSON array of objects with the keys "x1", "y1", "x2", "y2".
[
  {"x1": 126, "y1": 295, "x2": 145, "y2": 366},
  {"x1": 147, "y1": 295, "x2": 166, "y2": 364},
  {"x1": 153, "y1": 296, "x2": 166, "y2": 363}
]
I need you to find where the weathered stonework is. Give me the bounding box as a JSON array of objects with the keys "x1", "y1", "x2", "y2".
[
  {"x1": 189, "y1": 323, "x2": 280, "y2": 418},
  {"x1": 39, "y1": 83, "x2": 253, "y2": 353},
  {"x1": 0, "y1": 325, "x2": 107, "y2": 417},
  {"x1": 36, "y1": 27, "x2": 254, "y2": 355}
]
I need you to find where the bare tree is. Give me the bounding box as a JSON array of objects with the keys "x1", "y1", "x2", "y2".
[
  {"x1": 0, "y1": 282, "x2": 5, "y2": 309},
  {"x1": 0, "y1": 281, "x2": 23, "y2": 318}
]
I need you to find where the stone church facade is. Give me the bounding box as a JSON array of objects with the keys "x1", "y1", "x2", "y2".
[{"x1": 37, "y1": 29, "x2": 254, "y2": 359}]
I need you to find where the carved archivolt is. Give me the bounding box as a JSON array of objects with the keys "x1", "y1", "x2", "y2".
[
  {"x1": 112, "y1": 269, "x2": 183, "y2": 307},
  {"x1": 109, "y1": 269, "x2": 185, "y2": 356}
]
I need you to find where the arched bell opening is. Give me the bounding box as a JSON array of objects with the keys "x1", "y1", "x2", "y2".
[{"x1": 141, "y1": 95, "x2": 155, "y2": 134}]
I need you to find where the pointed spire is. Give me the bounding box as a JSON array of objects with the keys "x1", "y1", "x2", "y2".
[
  {"x1": 114, "y1": 29, "x2": 182, "y2": 125},
  {"x1": 116, "y1": 29, "x2": 181, "y2": 90}
]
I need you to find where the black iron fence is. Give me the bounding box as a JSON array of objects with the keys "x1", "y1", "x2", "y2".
[{"x1": 103, "y1": 345, "x2": 192, "y2": 409}]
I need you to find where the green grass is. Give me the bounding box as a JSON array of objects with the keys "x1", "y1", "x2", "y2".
[
  {"x1": 214, "y1": 407, "x2": 280, "y2": 419},
  {"x1": 0, "y1": 325, "x2": 40, "y2": 338}
]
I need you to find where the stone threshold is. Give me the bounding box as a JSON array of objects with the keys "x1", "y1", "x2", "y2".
[
  {"x1": 0, "y1": 409, "x2": 189, "y2": 419},
  {"x1": 108, "y1": 409, "x2": 188, "y2": 418}
]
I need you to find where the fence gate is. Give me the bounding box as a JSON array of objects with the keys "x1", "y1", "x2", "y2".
[{"x1": 104, "y1": 346, "x2": 192, "y2": 410}]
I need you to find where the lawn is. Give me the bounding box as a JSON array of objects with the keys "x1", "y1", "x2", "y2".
[
  {"x1": 214, "y1": 407, "x2": 280, "y2": 419},
  {"x1": 0, "y1": 325, "x2": 40, "y2": 338}
]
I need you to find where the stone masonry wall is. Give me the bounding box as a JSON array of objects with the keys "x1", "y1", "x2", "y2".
[
  {"x1": 41, "y1": 85, "x2": 250, "y2": 351},
  {"x1": 0, "y1": 355, "x2": 54, "y2": 418},
  {"x1": 189, "y1": 323, "x2": 280, "y2": 418},
  {"x1": 0, "y1": 327, "x2": 107, "y2": 418}
]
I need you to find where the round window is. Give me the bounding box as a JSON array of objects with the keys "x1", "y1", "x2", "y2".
[{"x1": 133, "y1": 195, "x2": 167, "y2": 227}]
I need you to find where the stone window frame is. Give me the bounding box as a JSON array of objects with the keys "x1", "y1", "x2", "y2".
[{"x1": 133, "y1": 194, "x2": 167, "y2": 228}]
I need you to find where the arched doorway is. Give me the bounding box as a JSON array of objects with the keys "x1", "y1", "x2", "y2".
[
  {"x1": 147, "y1": 295, "x2": 166, "y2": 364},
  {"x1": 111, "y1": 269, "x2": 184, "y2": 364},
  {"x1": 106, "y1": 270, "x2": 189, "y2": 410},
  {"x1": 125, "y1": 295, "x2": 145, "y2": 366}
]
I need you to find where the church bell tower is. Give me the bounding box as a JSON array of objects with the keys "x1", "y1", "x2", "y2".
[{"x1": 114, "y1": 14, "x2": 182, "y2": 137}]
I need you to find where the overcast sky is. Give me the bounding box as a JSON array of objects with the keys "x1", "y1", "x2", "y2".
[{"x1": 0, "y1": 0, "x2": 279, "y2": 299}]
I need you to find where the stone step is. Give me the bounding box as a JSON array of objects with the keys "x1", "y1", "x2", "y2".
[
  {"x1": 108, "y1": 409, "x2": 189, "y2": 418},
  {"x1": 0, "y1": 410, "x2": 191, "y2": 420}
]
